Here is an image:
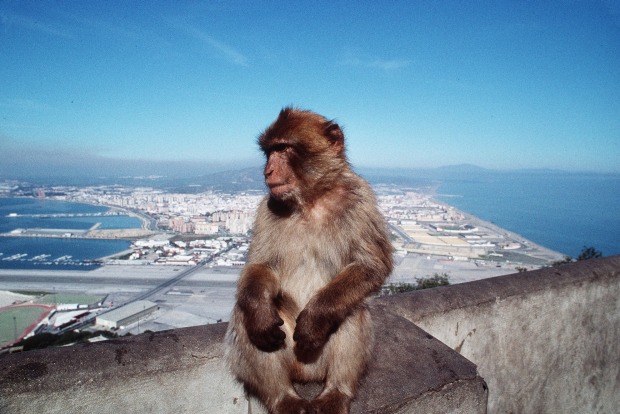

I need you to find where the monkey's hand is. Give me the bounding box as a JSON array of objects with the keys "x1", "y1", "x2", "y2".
[
  {"x1": 244, "y1": 302, "x2": 286, "y2": 352},
  {"x1": 293, "y1": 307, "x2": 339, "y2": 363}
]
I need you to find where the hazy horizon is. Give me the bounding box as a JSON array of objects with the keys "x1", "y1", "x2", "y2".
[
  {"x1": 2, "y1": 149, "x2": 619, "y2": 185},
  {"x1": 1, "y1": 1, "x2": 619, "y2": 173}
]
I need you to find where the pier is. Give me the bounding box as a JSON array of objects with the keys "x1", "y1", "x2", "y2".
[
  {"x1": 2, "y1": 205, "x2": 156, "y2": 240},
  {"x1": 2, "y1": 228, "x2": 88, "y2": 238},
  {"x1": 0, "y1": 227, "x2": 155, "y2": 240},
  {"x1": 5, "y1": 211, "x2": 125, "y2": 219}
]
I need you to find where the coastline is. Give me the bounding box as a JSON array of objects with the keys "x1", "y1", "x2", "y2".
[
  {"x1": 437, "y1": 200, "x2": 566, "y2": 262},
  {"x1": 1, "y1": 197, "x2": 570, "y2": 333}
]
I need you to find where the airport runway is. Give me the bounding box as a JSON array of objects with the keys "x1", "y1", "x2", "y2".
[{"x1": 0, "y1": 266, "x2": 239, "y2": 295}]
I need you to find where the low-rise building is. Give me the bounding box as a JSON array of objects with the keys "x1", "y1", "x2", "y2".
[{"x1": 96, "y1": 301, "x2": 157, "y2": 330}]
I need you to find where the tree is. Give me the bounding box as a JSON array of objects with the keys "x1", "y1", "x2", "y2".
[
  {"x1": 576, "y1": 246, "x2": 603, "y2": 261},
  {"x1": 380, "y1": 273, "x2": 450, "y2": 296},
  {"x1": 552, "y1": 246, "x2": 603, "y2": 267},
  {"x1": 551, "y1": 256, "x2": 573, "y2": 267},
  {"x1": 416, "y1": 272, "x2": 450, "y2": 289}
]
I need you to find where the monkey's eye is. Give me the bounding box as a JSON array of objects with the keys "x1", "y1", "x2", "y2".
[
  {"x1": 271, "y1": 143, "x2": 288, "y2": 152},
  {"x1": 267, "y1": 143, "x2": 289, "y2": 155}
]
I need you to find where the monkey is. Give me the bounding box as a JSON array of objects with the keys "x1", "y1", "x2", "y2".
[{"x1": 226, "y1": 108, "x2": 393, "y2": 414}]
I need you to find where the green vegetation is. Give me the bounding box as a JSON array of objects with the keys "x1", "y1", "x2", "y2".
[
  {"x1": 552, "y1": 246, "x2": 603, "y2": 267},
  {"x1": 480, "y1": 251, "x2": 549, "y2": 266},
  {"x1": 551, "y1": 256, "x2": 573, "y2": 267},
  {"x1": 576, "y1": 246, "x2": 603, "y2": 261},
  {"x1": 416, "y1": 273, "x2": 450, "y2": 289},
  {"x1": 380, "y1": 273, "x2": 450, "y2": 296},
  {"x1": 381, "y1": 282, "x2": 418, "y2": 295},
  {"x1": 35, "y1": 294, "x2": 105, "y2": 305},
  {"x1": 12, "y1": 330, "x2": 119, "y2": 351},
  {"x1": 0, "y1": 306, "x2": 50, "y2": 346}
]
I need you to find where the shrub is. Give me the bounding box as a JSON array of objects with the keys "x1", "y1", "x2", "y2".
[{"x1": 380, "y1": 273, "x2": 450, "y2": 296}]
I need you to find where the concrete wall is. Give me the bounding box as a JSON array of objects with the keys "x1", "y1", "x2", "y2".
[
  {"x1": 383, "y1": 255, "x2": 620, "y2": 413},
  {"x1": 0, "y1": 304, "x2": 487, "y2": 413},
  {"x1": 1, "y1": 255, "x2": 618, "y2": 413}
]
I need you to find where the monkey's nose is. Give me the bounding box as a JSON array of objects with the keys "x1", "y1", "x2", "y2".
[{"x1": 264, "y1": 163, "x2": 274, "y2": 177}]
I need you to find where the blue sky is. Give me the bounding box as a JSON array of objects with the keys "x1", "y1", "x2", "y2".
[{"x1": 1, "y1": 0, "x2": 619, "y2": 174}]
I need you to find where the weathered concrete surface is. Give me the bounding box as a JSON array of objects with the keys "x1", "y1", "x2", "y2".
[
  {"x1": 352, "y1": 309, "x2": 487, "y2": 413},
  {"x1": 384, "y1": 255, "x2": 620, "y2": 414},
  {"x1": 0, "y1": 324, "x2": 248, "y2": 414},
  {"x1": 0, "y1": 305, "x2": 486, "y2": 413}
]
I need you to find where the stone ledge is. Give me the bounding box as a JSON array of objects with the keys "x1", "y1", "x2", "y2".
[
  {"x1": 388, "y1": 255, "x2": 620, "y2": 413},
  {"x1": 0, "y1": 301, "x2": 486, "y2": 413},
  {"x1": 381, "y1": 255, "x2": 620, "y2": 323}
]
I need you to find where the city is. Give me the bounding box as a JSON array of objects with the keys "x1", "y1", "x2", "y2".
[{"x1": 0, "y1": 182, "x2": 565, "y2": 350}]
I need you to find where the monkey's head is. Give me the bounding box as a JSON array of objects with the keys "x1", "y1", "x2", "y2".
[{"x1": 258, "y1": 108, "x2": 348, "y2": 207}]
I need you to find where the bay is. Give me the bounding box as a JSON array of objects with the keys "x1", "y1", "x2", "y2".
[
  {"x1": 0, "y1": 198, "x2": 141, "y2": 232},
  {"x1": 0, "y1": 198, "x2": 139, "y2": 270},
  {"x1": 435, "y1": 171, "x2": 620, "y2": 258}
]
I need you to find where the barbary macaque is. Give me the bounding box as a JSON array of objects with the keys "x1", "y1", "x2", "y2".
[{"x1": 226, "y1": 108, "x2": 393, "y2": 414}]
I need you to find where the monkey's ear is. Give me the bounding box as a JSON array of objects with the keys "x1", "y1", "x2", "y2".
[
  {"x1": 324, "y1": 122, "x2": 344, "y2": 152},
  {"x1": 279, "y1": 107, "x2": 293, "y2": 120}
]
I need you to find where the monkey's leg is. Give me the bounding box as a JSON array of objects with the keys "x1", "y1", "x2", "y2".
[
  {"x1": 312, "y1": 309, "x2": 374, "y2": 414},
  {"x1": 228, "y1": 317, "x2": 313, "y2": 414},
  {"x1": 245, "y1": 351, "x2": 314, "y2": 414}
]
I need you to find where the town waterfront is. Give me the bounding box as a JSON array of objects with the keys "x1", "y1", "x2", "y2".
[{"x1": 2, "y1": 170, "x2": 619, "y2": 270}]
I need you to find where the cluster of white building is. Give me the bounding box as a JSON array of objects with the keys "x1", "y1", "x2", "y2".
[
  {"x1": 377, "y1": 190, "x2": 518, "y2": 259},
  {"x1": 166, "y1": 209, "x2": 255, "y2": 235},
  {"x1": 65, "y1": 187, "x2": 263, "y2": 236},
  {"x1": 36, "y1": 184, "x2": 519, "y2": 261},
  {"x1": 377, "y1": 192, "x2": 465, "y2": 223},
  {"x1": 127, "y1": 237, "x2": 248, "y2": 268}
]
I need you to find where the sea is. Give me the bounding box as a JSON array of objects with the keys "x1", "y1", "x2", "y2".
[
  {"x1": 434, "y1": 171, "x2": 620, "y2": 258},
  {"x1": 0, "y1": 198, "x2": 140, "y2": 270}
]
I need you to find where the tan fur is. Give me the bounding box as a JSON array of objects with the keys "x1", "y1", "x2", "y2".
[{"x1": 226, "y1": 108, "x2": 392, "y2": 414}]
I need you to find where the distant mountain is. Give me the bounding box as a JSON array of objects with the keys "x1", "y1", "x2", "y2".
[
  {"x1": 0, "y1": 145, "x2": 262, "y2": 187},
  {"x1": 434, "y1": 164, "x2": 490, "y2": 173},
  {"x1": 180, "y1": 167, "x2": 265, "y2": 193},
  {"x1": 355, "y1": 164, "x2": 493, "y2": 187},
  {"x1": 3, "y1": 156, "x2": 612, "y2": 192}
]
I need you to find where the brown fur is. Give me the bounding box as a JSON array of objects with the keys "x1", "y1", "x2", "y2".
[{"x1": 226, "y1": 108, "x2": 393, "y2": 414}]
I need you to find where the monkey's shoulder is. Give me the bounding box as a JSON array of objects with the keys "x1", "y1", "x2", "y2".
[{"x1": 261, "y1": 200, "x2": 382, "y2": 248}]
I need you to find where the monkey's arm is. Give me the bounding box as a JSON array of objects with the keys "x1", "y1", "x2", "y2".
[
  {"x1": 237, "y1": 263, "x2": 286, "y2": 352},
  {"x1": 294, "y1": 239, "x2": 392, "y2": 362}
]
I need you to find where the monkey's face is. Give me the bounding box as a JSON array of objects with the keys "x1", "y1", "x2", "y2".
[
  {"x1": 263, "y1": 143, "x2": 299, "y2": 201},
  {"x1": 259, "y1": 107, "x2": 347, "y2": 205}
]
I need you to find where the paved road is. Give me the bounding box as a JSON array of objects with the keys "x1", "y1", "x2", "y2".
[
  {"x1": 389, "y1": 223, "x2": 416, "y2": 245},
  {"x1": 129, "y1": 263, "x2": 207, "y2": 303},
  {"x1": 125, "y1": 243, "x2": 238, "y2": 302},
  {"x1": 0, "y1": 273, "x2": 235, "y2": 289}
]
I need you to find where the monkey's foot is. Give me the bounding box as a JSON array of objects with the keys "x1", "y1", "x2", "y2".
[
  {"x1": 274, "y1": 395, "x2": 314, "y2": 414},
  {"x1": 312, "y1": 389, "x2": 350, "y2": 414}
]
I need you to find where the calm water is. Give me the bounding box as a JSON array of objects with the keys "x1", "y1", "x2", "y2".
[
  {"x1": 435, "y1": 172, "x2": 620, "y2": 258},
  {"x1": 0, "y1": 198, "x2": 139, "y2": 270}
]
